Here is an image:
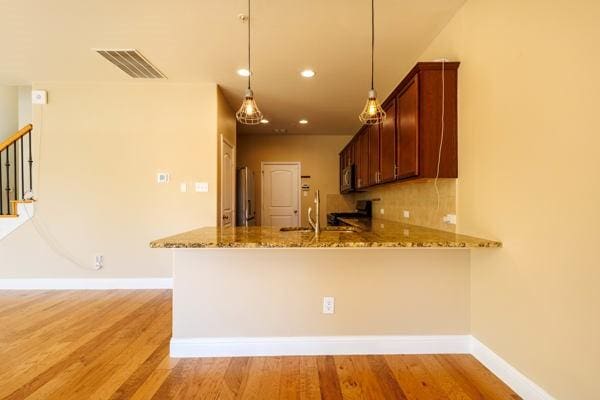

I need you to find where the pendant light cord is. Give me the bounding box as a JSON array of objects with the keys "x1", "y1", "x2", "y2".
[
  {"x1": 247, "y1": 0, "x2": 251, "y2": 90},
  {"x1": 371, "y1": 0, "x2": 375, "y2": 90}
]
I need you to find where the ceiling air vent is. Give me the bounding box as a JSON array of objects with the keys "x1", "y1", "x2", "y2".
[{"x1": 95, "y1": 49, "x2": 166, "y2": 79}]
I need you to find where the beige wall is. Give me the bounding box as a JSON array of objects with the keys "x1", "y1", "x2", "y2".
[
  {"x1": 237, "y1": 134, "x2": 351, "y2": 226},
  {"x1": 173, "y1": 248, "x2": 471, "y2": 338},
  {"x1": 0, "y1": 82, "x2": 219, "y2": 278},
  {"x1": 17, "y1": 86, "x2": 32, "y2": 128},
  {"x1": 419, "y1": 0, "x2": 600, "y2": 398},
  {"x1": 0, "y1": 85, "x2": 18, "y2": 140},
  {"x1": 216, "y1": 86, "x2": 236, "y2": 225}
]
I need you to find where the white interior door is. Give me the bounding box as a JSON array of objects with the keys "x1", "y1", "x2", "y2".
[
  {"x1": 261, "y1": 162, "x2": 300, "y2": 227},
  {"x1": 221, "y1": 137, "x2": 235, "y2": 228}
]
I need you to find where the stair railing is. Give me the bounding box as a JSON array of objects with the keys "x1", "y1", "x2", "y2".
[{"x1": 0, "y1": 124, "x2": 33, "y2": 215}]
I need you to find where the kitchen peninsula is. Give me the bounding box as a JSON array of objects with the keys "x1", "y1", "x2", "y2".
[{"x1": 151, "y1": 221, "x2": 500, "y2": 358}]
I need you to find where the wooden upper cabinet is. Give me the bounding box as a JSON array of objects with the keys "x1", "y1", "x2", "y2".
[
  {"x1": 347, "y1": 142, "x2": 355, "y2": 167},
  {"x1": 356, "y1": 128, "x2": 370, "y2": 189},
  {"x1": 417, "y1": 64, "x2": 458, "y2": 178},
  {"x1": 379, "y1": 100, "x2": 397, "y2": 183},
  {"x1": 339, "y1": 62, "x2": 459, "y2": 191},
  {"x1": 396, "y1": 76, "x2": 419, "y2": 179},
  {"x1": 368, "y1": 124, "x2": 380, "y2": 186}
]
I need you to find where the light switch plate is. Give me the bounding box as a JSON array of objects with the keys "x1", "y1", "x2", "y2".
[
  {"x1": 403, "y1": 210, "x2": 410, "y2": 218},
  {"x1": 180, "y1": 183, "x2": 187, "y2": 193},
  {"x1": 195, "y1": 182, "x2": 209, "y2": 192},
  {"x1": 32, "y1": 90, "x2": 47, "y2": 104},
  {"x1": 156, "y1": 172, "x2": 170, "y2": 184}
]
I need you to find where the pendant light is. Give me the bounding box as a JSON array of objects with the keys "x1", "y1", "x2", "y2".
[
  {"x1": 236, "y1": 0, "x2": 263, "y2": 125},
  {"x1": 359, "y1": 0, "x2": 386, "y2": 125}
]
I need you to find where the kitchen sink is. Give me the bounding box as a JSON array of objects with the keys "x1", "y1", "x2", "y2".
[
  {"x1": 279, "y1": 227, "x2": 313, "y2": 232},
  {"x1": 279, "y1": 226, "x2": 361, "y2": 233}
]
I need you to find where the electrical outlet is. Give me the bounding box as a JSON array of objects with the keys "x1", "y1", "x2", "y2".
[
  {"x1": 443, "y1": 214, "x2": 457, "y2": 225},
  {"x1": 322, "y1": 297, "x2": 335, "y2": 314},
  {"x1": 94, "y1": 254, "x2": 104, "y2": 270},
  {"x1": 379, "y1": 208, "x2": 385, "y2": 215},
  {"x1": 403, "y1": 210, "x2": 410, "y2": 218}
]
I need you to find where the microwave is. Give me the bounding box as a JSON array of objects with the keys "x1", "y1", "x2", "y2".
[{"x1": 340, "y1": 164, "x2": 355, "y2": 193}]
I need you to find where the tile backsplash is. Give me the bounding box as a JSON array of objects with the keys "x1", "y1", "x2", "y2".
[
  {"x1": 326, "y1": 193, "x2": 356, "y2": 214},
  {"x1": 332, "y1": 179, "x2": 457, "y2": 232}
]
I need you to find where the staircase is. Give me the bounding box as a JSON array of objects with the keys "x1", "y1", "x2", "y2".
[{"x1": 0, "y1": 124, "x2": 34, "y2": 239}]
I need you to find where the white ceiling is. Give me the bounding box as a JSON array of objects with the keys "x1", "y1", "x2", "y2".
[{"x1": 0, "y1": 0, "x2": 465, "y2": 135}]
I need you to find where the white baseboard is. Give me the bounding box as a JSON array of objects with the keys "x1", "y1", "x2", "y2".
[
  {"x1": 171, "y1": 334, "x2": 553, "y2": 399},
  {"x1": 170, "y1": 335, "x2": 471, "y2": 358},
  {"x1": 0, "y1": 278, "x2": 173, "y2": 290},
  {"x1": 470, "y1": 337, "x2": 555, "y2": 400}
]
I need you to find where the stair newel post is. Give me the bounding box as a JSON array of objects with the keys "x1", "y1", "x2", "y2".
[
  {"x1": 5, "y1": 145, "x2": 10, "y2": 212},
  {"x1": 12, "y1": 142, "x2": 17, "y2": 203},
  {"x1": 0, "y1": 149, "x2": 3, "y2": 214},
  {"x1": 28, "y1": 131, "x2": 33, "y2": 194},
  {"x1": 20, "y1": 136, "x2": 24, "y2": 200}
]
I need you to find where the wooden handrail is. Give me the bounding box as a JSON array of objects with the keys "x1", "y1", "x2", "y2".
[{"x1": 0, "y1": 124, "x2": 33, "y2": 152}]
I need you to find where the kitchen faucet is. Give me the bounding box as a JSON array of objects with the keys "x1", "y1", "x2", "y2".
[{"x1": 308, "y1": 189, "x2": 321, "y2": 236}]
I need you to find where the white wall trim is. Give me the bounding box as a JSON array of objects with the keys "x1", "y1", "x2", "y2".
[
  {"x1": 0, "y1": 278, "x2": 173, "y2": 290},
  {"x1": 170, "y1": 335, "x2": 471, "y2": 358},
  {"x1": 470, "y1": 337, "x2": 555, "y2": 400}
]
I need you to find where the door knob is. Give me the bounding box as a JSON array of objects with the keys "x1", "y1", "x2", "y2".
[{"x1": 294, "y1": 210, "x2": 298, "y2": 214}]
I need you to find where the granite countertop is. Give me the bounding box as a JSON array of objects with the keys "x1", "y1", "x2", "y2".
[{"x1": 150, "y1": 218, "x2": 501, "y2": 249}]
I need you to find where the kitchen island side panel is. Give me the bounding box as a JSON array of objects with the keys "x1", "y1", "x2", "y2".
[{"x1": 172, "y1": 248, "x2": 470, "y2": 338}]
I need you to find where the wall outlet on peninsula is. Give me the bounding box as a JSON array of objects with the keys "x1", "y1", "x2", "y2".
[
  {"x1": 94, "y1": 254, "x2": 104, "y2": 270},
  {"x1": 322, "y1": 297, "x2": 335, "y2": 314}
]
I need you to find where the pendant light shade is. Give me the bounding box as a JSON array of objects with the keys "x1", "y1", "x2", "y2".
[
  {"x1": 359, "y1": 89, "x2": 386, "y2": 124},
  {"x1": 236, "y1": 88, "x2": 263, "y2": 124},
  {"x1": 236, "y1": 0, "x2": 263, "y2": 125},
  {"x1": 359, "y1": 0, "x2": 385, "y2": 125}
]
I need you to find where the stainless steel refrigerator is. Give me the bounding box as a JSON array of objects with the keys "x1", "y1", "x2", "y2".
[{"x1": 236, "y1": 166, "x2": 256, "y2": 226}]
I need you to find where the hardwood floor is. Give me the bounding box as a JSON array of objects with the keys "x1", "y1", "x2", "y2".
[{"x1": 0, "y1": 290, "x2": 520, "y2": 399}]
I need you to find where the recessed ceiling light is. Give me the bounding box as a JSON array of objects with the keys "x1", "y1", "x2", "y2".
[
  {"x1": 299, "y1": 119, "x2": 308, "y2": 125},
  {"x1": 300, "y1": 69, "x2": 315, "y2": 78},
  {"x1": 237, "y1": 68, "x2": 251, "y2": 77},
  {"x1": 260, "y1": 118, "x2": 269, "y2": 124}
]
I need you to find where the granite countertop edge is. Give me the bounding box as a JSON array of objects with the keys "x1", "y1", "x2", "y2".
[{"x1": 150, "y1": 220, "x2": 502, "y2": 249}]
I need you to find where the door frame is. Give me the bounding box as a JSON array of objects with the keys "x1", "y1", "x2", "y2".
[
  {"x1": 260, "y1": 161, "x2": 301, "y2": 227},
  {"x1": 220, "y1": 135, "x2": 236, "y2": 228}
]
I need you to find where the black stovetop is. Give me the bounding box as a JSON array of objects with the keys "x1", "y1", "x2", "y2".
[{"x1": 327, "y1": 200, "x2": 372, "y2": 225}]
